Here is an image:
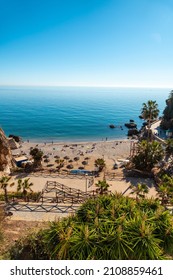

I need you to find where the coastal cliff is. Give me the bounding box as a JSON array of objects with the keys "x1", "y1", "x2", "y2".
[
  {"x1": 0, "y1": 128, "x2": 14, "y2": 173},
  {"x1": 161, "y1": 91, "x2": 173, "y2": 130}
]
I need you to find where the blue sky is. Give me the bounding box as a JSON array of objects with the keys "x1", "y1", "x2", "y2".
[{"x1": 0, "y1": 0, "x2": 173, "y2": 87}]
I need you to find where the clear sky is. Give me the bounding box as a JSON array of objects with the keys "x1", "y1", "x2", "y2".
[{"x1": 1, "y1": 0, "x2": 173, "y2": 87}]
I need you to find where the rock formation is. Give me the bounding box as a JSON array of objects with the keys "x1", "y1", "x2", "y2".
[
  {"x1": 0, "y1": 128, "x2": 15, "y2": 173},
  {"x1": 125, "y1": 122, "x2": 137, "y2": 129},
  {"x1": 127, "y1": 128, "x2": 139, "y2": 136},
  {"x1": 8, "y1": 134, "x2": 22, "y2": 143},
  {"x1": 8, "y1": 137, "x2": 19, "y2": 149},
  {"x1": 109, "y1": 124, "x2": 115, "y2": 128}
]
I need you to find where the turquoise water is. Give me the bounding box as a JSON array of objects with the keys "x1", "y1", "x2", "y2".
[{"x1": 0, "y1": 86, "x2": 170, "y2": 142}]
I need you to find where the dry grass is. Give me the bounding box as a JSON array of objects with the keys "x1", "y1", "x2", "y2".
[{"x1": 0, "y1": 213, "x2": 48, "y2": 259}]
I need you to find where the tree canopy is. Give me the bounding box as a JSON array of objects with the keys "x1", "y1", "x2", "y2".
[
  {"x1": 30, "y1": 148, "x2": 43, "y2": 167},
  {"x1": 94, "y1": 158, "x2": 106, "y2": 172},
  {"x1": 132, "y1": 140, "x2": 164, "y2": 171},
  {"x1": 141, "y1": 100, "x2": 159, "y2": 124}
]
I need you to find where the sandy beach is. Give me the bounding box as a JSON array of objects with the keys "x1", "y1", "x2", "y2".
[
  {"x1": 0, "y1": 139, "x2": 158, "y2": 221},
  {"x1": 12, "y1": 139, "x2": 133, "y2": 172}
]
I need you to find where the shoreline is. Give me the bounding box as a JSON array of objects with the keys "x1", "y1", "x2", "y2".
[
  {"x1": 20, "y1": 136, "x2": 129, "y2": 145},
  {"x1": 22, "y1": 138, "x2": 132, "y2": 145}
]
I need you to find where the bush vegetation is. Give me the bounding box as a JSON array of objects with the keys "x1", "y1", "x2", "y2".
[
  {"x1": 8, "y1": 194, "x2": 173, "y2": 260},
  {"x1": 0, "y1": 191, "x2": 41, "y2": 202},
  {"x1": 132, "y1": 140, "x2": 164, "y2": 171}
]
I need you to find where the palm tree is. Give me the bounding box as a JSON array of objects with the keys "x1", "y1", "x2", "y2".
[
  {"x1": 141, "y1": 100, "x2": 159, "y2": 140},
  {"x1": 141, "y1": 100, "x2": 159, "y2": 125},
  {"x1": 94, "y1": 158, "x2": 106, "y2": 172},
  {"x1": 132, "y1": 140, "x2": 164, "y2": 171},
  {"x1": 17, "y1": 178, "x2": 33, "y2": 201},
  {"x1": 95, "y1": 179, "x2": 110, "y2": 195},
  {"x1": 30, "y1": 148, "x2": 43, "y2": 168},
  {"x1": 129, "y1": 183, "x2": 149, "y2": 200},
  {"x1": 0, "y1": 176, "x2": 14, "y2": 203}
]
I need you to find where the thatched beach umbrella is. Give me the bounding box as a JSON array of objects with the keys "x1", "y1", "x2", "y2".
[
  {"x1": 74, "y1": 156, "x2": 80, "y2": 161},
  {"x1": 47, "y1": 164, "x2": 54, "y2": 167},
  {"x1": 64, "y1": 156, "x2": 70, "y2": 160},
  {"x1": 43, "y1": 155, "x2": 49, "y2": 159},
  {"x1": 82, "y1": 160, "x2": 87, "y2": 165},
  {"x1": 54, "y1": 155, "x2": 60, "y2": 158},
  {"x1": 66, "y1": 164, "x2": 73, "y2": 169},
  {"x1": 84, "y1": 157, "x2": 90, "y2": 160}
]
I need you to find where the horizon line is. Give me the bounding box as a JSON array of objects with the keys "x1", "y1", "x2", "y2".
[{"x1": 0, "y1": 84, "x2": 172, "y2": 89}]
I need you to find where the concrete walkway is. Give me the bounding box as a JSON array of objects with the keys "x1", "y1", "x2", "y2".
[
  {"x1": 150, "y1": 120, "x2": 166, "y2": 144},
  {"x1": 150, "y1": 120, "x2": 161, "y2": 134}
]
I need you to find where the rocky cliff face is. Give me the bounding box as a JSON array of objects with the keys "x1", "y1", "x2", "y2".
[{"x1": 0, "y1": 128, "x2": 14, "y2": 173}]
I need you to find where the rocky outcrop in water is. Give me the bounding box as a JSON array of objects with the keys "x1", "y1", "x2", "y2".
[
  {"x1": 0, "y1": 128, "x2": 15, "y2": 173},
  {"x1": 109, "y1": 124, "x2": 115, "y2": 128},
  {"x1": 127, "y1": 128, "x2": 139, "y2": 136},
  {"x1": 125, "y1": 122, "x2": 137, "y2": 129}
]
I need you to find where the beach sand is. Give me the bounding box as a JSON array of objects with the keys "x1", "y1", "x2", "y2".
[
  {"x1": 12, "y1": 139, "x2": 133, "y2": 172},
  {"x1": 0, "y1": 139, "x2": 158, "y2": 221}
]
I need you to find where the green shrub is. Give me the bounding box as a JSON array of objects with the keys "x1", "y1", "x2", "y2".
[
  {"x1": 0, "y1": 191, "x2": 41, "y2": 202},
  {"x1": 8, "y1": 194, "x2": 173, "y2": 260},
  {"x1": 9, "y1": 229, "x2": 49, "y2": 260}
]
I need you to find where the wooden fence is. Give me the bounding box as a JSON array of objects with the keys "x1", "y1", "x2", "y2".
[
  {"x1": 5, "y1": 202, "x2": 79, "y2": 213},
  {"x1": 38, "y1": 180, "x2": 97, "y2": 204},
  {"x1": 6, "y1": 179, "x2": 97, "y2": 214}
]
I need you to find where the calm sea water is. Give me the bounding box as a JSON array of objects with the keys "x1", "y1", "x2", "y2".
[{"x1": 0, "y1": 86, "x2": 170, "y2": 142}]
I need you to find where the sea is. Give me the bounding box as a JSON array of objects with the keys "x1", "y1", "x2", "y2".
[{"x1": 0, "y1": 86, "x2": 170, "y2": 143}]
